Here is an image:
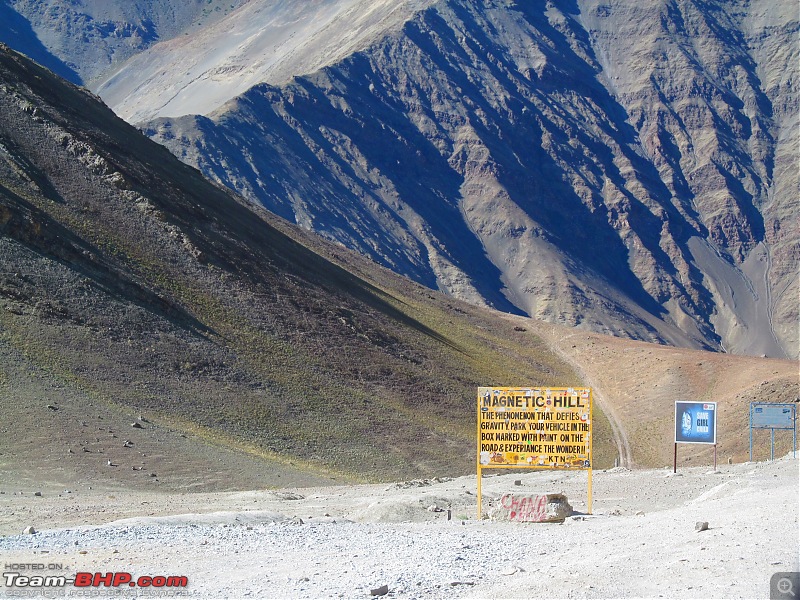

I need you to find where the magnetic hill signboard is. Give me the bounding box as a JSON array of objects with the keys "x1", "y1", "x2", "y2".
[
  {"x1": 674, "y1": 401, "x2": 717, "y2": 472},
  {"x1": 476, "y1": 387, "x2": 593, "y2": 518},
  {"x1": 750, "y1": 403, "x2": 797, "y2": 461}
]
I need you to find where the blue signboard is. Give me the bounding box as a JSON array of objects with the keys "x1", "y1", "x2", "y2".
[{"x1": 675, "y1": 401, "x2": 717, "y2": 444}]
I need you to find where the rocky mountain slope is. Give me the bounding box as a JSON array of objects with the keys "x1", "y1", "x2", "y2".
[
  {"x1": 0, "y1": 43, "x2": 606, "y2": 483},
  {"x1": 146, "y1": 0, "x2": 798, "y2": 359},
  {"x1": 1, "y1": 0, "x2": 797, "y2": 361}
]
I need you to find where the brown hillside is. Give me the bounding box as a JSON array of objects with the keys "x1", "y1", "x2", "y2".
[
  {"x1": 0, "y1": 43, "x2": 599, "y2": 491},
  {"x1": 515, "y1": 317, "x2": 799, "y2": 468}
]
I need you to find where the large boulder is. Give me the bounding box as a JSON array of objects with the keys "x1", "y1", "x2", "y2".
[{"x1": 489, "y1": 493, "x2": 573, "y2": 523}]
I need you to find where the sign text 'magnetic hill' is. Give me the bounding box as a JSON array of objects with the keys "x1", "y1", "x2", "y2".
[{"x1": 477, "y1": 387, "x2": 593, "y2": 469}]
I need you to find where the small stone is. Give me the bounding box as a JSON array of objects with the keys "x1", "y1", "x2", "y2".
[
  {"x1": 514, "y1": 480, "x2": 522, "y2": 486},
  {"x1": 635, "y1": 511, "x2": 645, "y2": 516},
  {"x1": 695, "y1": 521, "x2": 709, "y2": 532},
  {"x1": 131, "y1": 422, "x2": 143, "y2": 429},
  {"x1": 370, "y1": 584, "x2": 389, "y2": 596},
  {"x1": 23, "y1": 526, "x2": 36, "y2": 534},
  {"x1": 34, "y1": 491, "x2": 42, "y2": 497},
  {"x1": 46, "y1": 405, "x2": 58, "y2": 411}
]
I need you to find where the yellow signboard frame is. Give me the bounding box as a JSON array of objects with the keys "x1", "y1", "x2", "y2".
[{"x1": 476, "y1": 387, "x2": 593, "y2": 518}]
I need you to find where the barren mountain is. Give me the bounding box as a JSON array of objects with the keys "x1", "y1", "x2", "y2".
[
  {"x1": 2, "y1": 0, "x2": 796, "y2": 359},
  {"x1": 132, "y1": 0, "x2": 795, "y2": 360}
]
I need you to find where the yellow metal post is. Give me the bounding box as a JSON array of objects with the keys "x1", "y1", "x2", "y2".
[
  {"x1": 477, "y1": 466, "x2": 482, "y2": 519},
  {"x1": 476, "y1": 389, "x2": 482, "y2": 519},
  {"x1": 588, "y1": 388, "x2": 593, "y2": 514}
]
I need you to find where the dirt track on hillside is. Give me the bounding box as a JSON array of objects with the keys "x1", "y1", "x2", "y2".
[{"x1": 511, "y1": 316, "x2": 799, "y2": 468}]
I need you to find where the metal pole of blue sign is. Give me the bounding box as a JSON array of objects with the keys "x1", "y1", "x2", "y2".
[
  {"x1": 673, "y1": 443, "x2": 677, "y2": 474},
  {"x1": 749, "y1": 405, "x2": 753, "y2": 462}
]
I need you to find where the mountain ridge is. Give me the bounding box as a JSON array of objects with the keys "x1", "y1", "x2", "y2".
[{"x1": 95, "y1": 0, "x2": 436, "y2": 122}]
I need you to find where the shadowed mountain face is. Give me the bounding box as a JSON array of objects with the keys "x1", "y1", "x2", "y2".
[
  {"x1": 2, "y1": 0, "x2": 797, "y2": 359},
  {"x1": 141, "y1": 0, "x2": 798, "y2": 358},
  {"x1": 0, "y1": 43, "x2": 597, "y2": 480}
]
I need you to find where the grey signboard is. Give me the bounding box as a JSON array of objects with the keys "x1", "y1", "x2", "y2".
[
  {"x1": 749, "y1": 403, "x2": 797, "y2": 461},
  {"x1": 751, "y1": 404, "x2": 795, "y2": 429}
]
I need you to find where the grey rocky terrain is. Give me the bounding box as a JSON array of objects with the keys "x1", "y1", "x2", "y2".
[{"x1": 1, "y1": 456, "x2": 797, "y2": 598}]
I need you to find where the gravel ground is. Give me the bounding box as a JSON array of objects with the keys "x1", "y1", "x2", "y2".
[{"x1": 1, "y1": 455, "x2": 797, "y2": 599}]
